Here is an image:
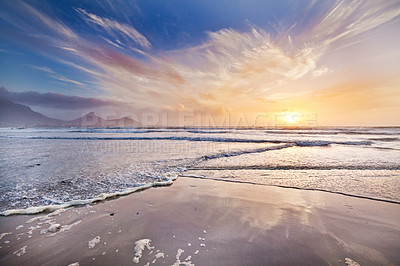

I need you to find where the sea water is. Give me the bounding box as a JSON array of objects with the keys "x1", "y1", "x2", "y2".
[{"x1": 0, "y1": 127, "x2": 399, "y2": 214}]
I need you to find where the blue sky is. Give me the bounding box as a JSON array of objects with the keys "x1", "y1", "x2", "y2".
[
  {"x1": 0, "y1": 0, "x2": 399, "y2": 125},
  {"x1": 0, "y1": 0, "x2": 307, "y2": 94}
]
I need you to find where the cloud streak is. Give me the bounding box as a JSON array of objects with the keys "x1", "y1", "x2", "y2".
[
  {"x1": 28, "y1": 65, "x2": 86, "y2": 86},
  {"x1": 310, "y1": 0, "x2": 400, "y2": 46},
  {"x1": 75, "y1": 8, "x2": 150, "y2": 49}
]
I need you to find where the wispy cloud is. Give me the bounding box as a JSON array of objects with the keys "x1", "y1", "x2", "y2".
[
  {"x1": 18, "y1": 1, "x2": 77, "y2": 40},
  {"x1": 76, "y1": 0, "x2": 398, "y2": 115},
  {"x1": 310, "y1": 0, "x2": 400, "y2": 46},
  {"x1": 28, "y1": 65, "x2": 86, "y2": 87},
  {"x1": 75, "y1": 8, "x2": 150, "y2": 49},
  {"x1": 1, "y1": 0, "x2": 399, "y2": 120}
]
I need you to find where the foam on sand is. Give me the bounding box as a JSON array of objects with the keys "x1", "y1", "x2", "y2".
[
  {"x1": 0, "y1": 176, "x2": 177, "y2": 216},
  {"x1": 25, "y1": 208, "x2": 67, "y2": 224},
  {"x1": 172, "y1": 248, "x2": 194, "y2": 266},
  {"x1": 54, "y1": 220, "x2": 81, "y2": 235},
  {"x1": 151, "y1": 252, "x2": 165, "y2": 264},
  {"x1": 39, "y1": 220, "x2": 82, "y2": 237},
  {"x1": 0, "y1": 232, "x2": 12, "y2": 240},
  {"x1": 345, "y1": 258, "x2": 361, "y2": 266},
  {"x1": 40, "y1": 224, "x2": 61, "y2": 234},
  {"x1": 13, "y1": 246, "x2": 27, "y2": 257},
  {"x1": 155, "y1": 252, "x2": 164, "y2": 258},
  {"x1": 133, "y1": 239, "x2": 154, "y2": 264},
  {"x1": 88, "y1": 236, "x2": 100, "y2": 249},
  {"x1": 27, "y1": 225, "x2": 41, "y2": 237}
]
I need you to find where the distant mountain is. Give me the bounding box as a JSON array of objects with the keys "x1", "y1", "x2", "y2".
[
  {"x1": 107, "y1": 116, "x2": 139, "y2": 127},
  {"x1": 61, "y1": 112, "x2": 140, "y2": 127},
  {"x1": 0, "y1": 99, "x2": 139, "y2": 127},
  {"x1": 63, "y1": 112, "x2": 106, "y2": 127},
  {"x1": 0, "y1": 99, "x2": 63, "y2": 127}
]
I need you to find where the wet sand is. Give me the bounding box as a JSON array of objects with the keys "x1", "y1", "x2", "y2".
[{"x1": 0, "y1": 177, "x2": 399, "y2": 265}]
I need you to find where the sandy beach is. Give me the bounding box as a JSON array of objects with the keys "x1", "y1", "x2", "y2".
[{"x1": 0, "y1": 177, "x2": 399, "y2": 266}]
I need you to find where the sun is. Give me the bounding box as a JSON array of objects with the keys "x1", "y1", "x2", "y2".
[{"x1": 285, "y1": 112, "x2": 300, "y2": 124}]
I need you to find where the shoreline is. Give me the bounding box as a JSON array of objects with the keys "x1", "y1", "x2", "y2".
[
  {"x1": 1, "y1": 177, "x2": 399, "y2": 265},
  {"x1": 2, "y1": 173, "x2": 399, "y2": 217},
  {"x1": 181, "y1": 175, "x2": 400, "y2": 205},
  {"x1": 0, "y1": 178, "x2": 176, "y2": 216}
]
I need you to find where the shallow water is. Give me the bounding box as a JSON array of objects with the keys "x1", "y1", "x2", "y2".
[{"x1": 0, "y1": 127, "x2": 399, "y2": 213}]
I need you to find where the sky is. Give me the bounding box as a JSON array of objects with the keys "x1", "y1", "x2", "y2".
[{"x1": 0, "y1": 0, "x2": 399, "y2": 126}]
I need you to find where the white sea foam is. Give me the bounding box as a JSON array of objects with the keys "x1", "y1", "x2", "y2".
[
  {"x1": 4, "y1": 135, "x2": 376, "y2": 147},
  {"x1": 27, "y1": 225, "x2": 41, "y2": 235},
  {"x1": 172, "y1": 248, "x2": 195, "y2": 266},
  {"x1": 1, "y1": 178, "x2": 176, "y2": 216},
  {"x1": 16, "y1": 233, "x2": 23, "y2": 240},
  {"x1": 37, "y1": 127, "x2": 400, "y2": 136},
  {"x1": 345, "y1": 258, "x2": 361, "y2": 266},
  {"x1": 13, "y1": 245, "x2": 27, "y2": 257},
  {"x1": 48, "y1": 220, "x2": 81, "y2": 237},
  {"x1": 133, "y1": 239, "x2": 154, "y2": 264},
  {"x1": 176, "y1": 249, "x2": 184, "y2": 259},
  {"x1": 25, "y1": 208, "x2": 67, "y2": 223},
  {"x1": 152, "y1": 252, "x2": 165, "y2": 264},
  {"x1": 88, "y1": 236, "x2": 100, "y2": 249},
  {"x1": 40, "y1": 223, "x2": 61, "y2": 234},
  {"x1": 155, "y1": 252, "x2": 164, "y2": 259},
  {"x1": 0, "y1": 232, "x2": 12, "y2": 240},
  {"x1": 1, "y1": 126, "x2": 397, "y2": 216}
]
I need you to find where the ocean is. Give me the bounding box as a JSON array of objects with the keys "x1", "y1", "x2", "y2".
[{"x1": 0, "y1": 127, "x2": 399, "y2": 215}]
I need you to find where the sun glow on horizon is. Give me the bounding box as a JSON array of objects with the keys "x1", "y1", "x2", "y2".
[{"x1": 285, "y1": 112, "x2": 301, "y2": 124}]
